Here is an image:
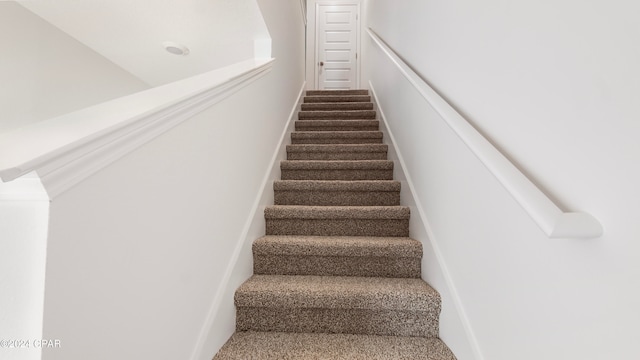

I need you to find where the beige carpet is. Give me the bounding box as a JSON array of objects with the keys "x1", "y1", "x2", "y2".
[
  {"x1": 215, "y1": 332, "x2": 455, "y2": 360},
  {"x1": 214, "y1": 89, "x2": 456, "y2": 359}
]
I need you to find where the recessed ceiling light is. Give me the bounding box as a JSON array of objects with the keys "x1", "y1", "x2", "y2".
[{"x1": 163, "y1": 42, "x2": 190, "y2": 56}]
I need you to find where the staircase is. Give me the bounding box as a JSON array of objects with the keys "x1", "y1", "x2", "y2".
[{"x1": 214, "y1": 90, "x2": 457, "y2": 359}]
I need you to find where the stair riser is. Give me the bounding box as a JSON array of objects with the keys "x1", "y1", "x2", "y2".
[
  {"x1": 291, "y1": 131, "x2": 383, "y2": 145},
  {"x1": 295, "y1": 121, "x2": 379, "y2": 132},
  {"x1": 274, "y1": 190, "x2": 400, "y2": 206},
  {"x1": 266, "y1": 219, "x2": 409, "y2": 237},
  {"x1": 307, "y1": 90, "x2": 369, "y2": 96},
  {"x1": 299, "y1": 111, "x2": 376, "y2": 120},
  {"x1": 281, "y1": 169, "x2": 394, "y2": 181},
  {"x1": 254, "y1": 255, "x2": 421, "y2": 278},
  {"x1": 291, "y1": 137, "x2": 383, "y2": 145},
  {"x1": 301, "y1": 103, "x2": 374, "y2": 111},
  {"x1": 214, "y1": 332, "x2": 457, "y2": 360},
  {"x1": 304, "y1": 96, "x2": 371, "y2": 103},
  {"x1": 236, "y1": 307, "x2": 439, "y2": 337},
  {"x1": 287, "y1": 151, "x2": 387, "y2": 160},
  {"x1": 287, "y1": 144, "x2": 388, "y2": 153}
]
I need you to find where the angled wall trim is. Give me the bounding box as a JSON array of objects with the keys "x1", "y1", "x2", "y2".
[{"x1": 0, "y1": 59, "x2": 274, "y2": 199}]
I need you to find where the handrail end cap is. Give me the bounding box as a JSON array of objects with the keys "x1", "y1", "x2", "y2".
[{"x1": 550, "y1": 212, "x2": 603, "y2": 239}]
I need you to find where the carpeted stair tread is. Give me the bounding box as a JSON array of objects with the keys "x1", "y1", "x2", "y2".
[
  {"x1": 291, "y1": 131, "x2": 383, "y2": 144},
  {"x1": 287, "y1": 144, "x2": 388, "y2": 154},
  {"x1": 299, "y1": 110, "x2": 376, "y2": 120},
  {"x1": 253, "y1": 235, "x2": 422, "y2": 277},
  {"x1": 235, "y1": 275, "x2": 438, "y2": 311},
  {"x1": 281, "y1": 160, "x2": 393, "y2": 170},
  {"x1": 280, "y1": 160, "x2": 394, "y2": 181},
  {"x1": 235, "y1": 275, "x2": 440, "y2": 335},
  {"x1": 214, "y1": 332, "x2": 456, "y2": 360},
  {"x1": 274, "y1": 180, "x2": 400, "y2": 192},
  {"x1": 280, "y1": 161, "x2": 393, "y2": 180},
  {"x1": 236, "y1": 306, "x2": 437, "y2": 337},
  {"x1": 287, "y1": 144, "x2": 388, "y2": 160},
  {"x1": 304, "y1": 95, "x2": 371, "y2": 103},
  {"x1": 302, "y1": 102, "x2": 374, "y2": 111},
  {"x1": 254, "y1": 235, "x2": 421, "y2": 258},
  {"x1": 265, "y1": 205, "x2": 409, "y2": 220},
  {"x1": 295, "y1": 120, "x2": 379, "y2": 131},
  {"x1": 307, "y1": 90, "x2": 369, "y2": 96},
  {"x1": 274, "y1": 180, "x2": 400, "y2": 206},
  {"x1": 265, "y1": 206, "x2": 409, "y2": 237}
]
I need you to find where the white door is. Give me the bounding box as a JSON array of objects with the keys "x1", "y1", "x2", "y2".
[{"x1": 316, "y1": 4, "x2": 359, "y2": 90}]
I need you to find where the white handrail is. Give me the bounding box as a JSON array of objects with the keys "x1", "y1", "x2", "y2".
[
  {"x1": 367, "y1": 28, "x2": 602, "y2": 239},
  {"x1": 0, "y1": 58, "x2": 274, "y2": 197}
]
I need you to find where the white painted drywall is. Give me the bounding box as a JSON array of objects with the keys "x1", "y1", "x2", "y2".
[
  {"x1": 196, "y1": 0, "x2": 306, "y2": 358},
  {"x1": 19, "y1": 0, "x2": 271, "y2": 86},
  {"x1": 38, "y1": 2, "x2": 305, "y2": 359},
  {"x1": 364, "y1": 1, "x2": 640, "y2": 359},
  {"x1": 369, "y1": 83, "x2": 479, "y2": 360},
  {"x1": 40, "y1": 72, "x2": 283, "y2": 360},
  {"x1": 0, "y1": 3, "x2": 149, "y2": 134},
  {"x1": 0, "y1": 174, "x2": 49, "y2": 360}
]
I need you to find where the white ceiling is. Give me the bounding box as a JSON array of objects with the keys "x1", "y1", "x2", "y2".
[{"x1": 18, "y1": 0, "x2": 271, "y2": 86}]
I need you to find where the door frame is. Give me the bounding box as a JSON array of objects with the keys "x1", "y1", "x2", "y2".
[{"x1": 305, "y1": 0, "x2": 362, "y2": 90}]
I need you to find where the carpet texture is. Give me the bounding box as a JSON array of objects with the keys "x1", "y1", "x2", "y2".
[
  {"x1": 253, "y1": 235, "x2": 421, "y2": 278},
  {"x1": 215, "y1": 332, "x2": 455, "y2": 360},
  {"x1": 286, "y1": 144, "x2": 388, "y2": 160},
  {"x1": 304, "y1": 95, "x2": 372, "y2": 103},
  {"x1": 291, "y1": 131, "x2": 384, "y2": 144},
  {"x1": 295, "y1": 119, "x2": 380, "y2": 131},
  {"x1": 213, "y1": 89, "x2": 456, "y2": 359},
  {"x1": 302, "y1": 102, "x2": 374, "y2": 111},
  {"x1": 274, "y1": 180, "x2": 400, "y2": 206},
  {"x1": 298, "y1": 110, "x2": 377, "y2": 120}
]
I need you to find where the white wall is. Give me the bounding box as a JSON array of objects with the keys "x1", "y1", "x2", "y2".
[
  {"x1": 0, "y1": 3, "x2": 149, "y2": 134},
  {"x1": 40, "y1": 72, "x2": 296, "y2": 360},
  {"x1": 0, "y1": 175, "x2": 49, "y2": 360},
  {"x1": 364, "y1": 1, "x2": 640, "y2": 359},
  {"x1": 38, "y1": 2, "x2": 305, "y2": 360},
  {"x1": 20, "y1": 0, "x2": 271, "y2": 86},
  {"x1": 197, "y1": 1, "x2": 306, "y2": 358}
]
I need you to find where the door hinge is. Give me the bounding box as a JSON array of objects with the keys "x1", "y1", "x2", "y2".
[{"x1": 356, "y1": 53, "x2": 358, "y2": 60}]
